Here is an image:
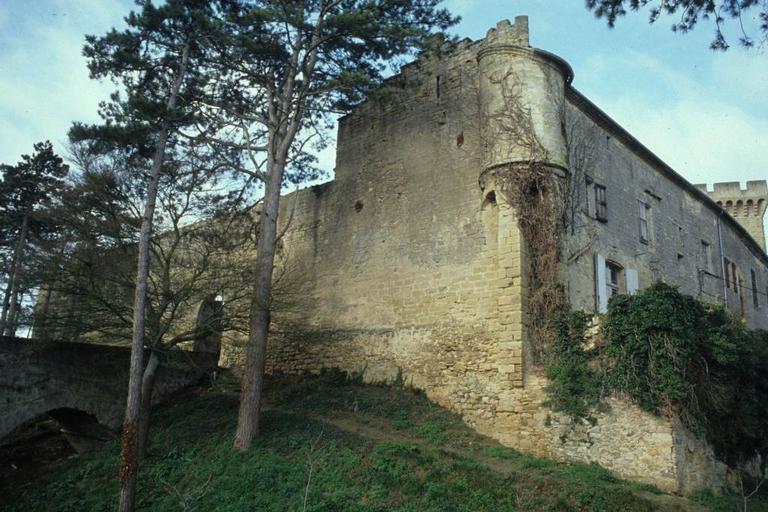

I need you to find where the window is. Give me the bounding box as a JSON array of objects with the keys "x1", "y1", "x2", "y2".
[
  {"x1": 595, "y1": 254, "x2": 637, "y2": 313},
  {"x1": 700, "y1": 241, "x2": 711, "y2": 272},
  {"x1": 724, "y1": 257, "x2": 731, "y2": 288},
  {"x1": 733, "y1": 262, "x2": 739, "y2": 294},
  {"x1": 752, "y1": 269, "x2": 759, "y2": 308},
  {"x1": 606, "y1": 261, "x2": 623, "y2": 300},
  {"x1": 737, "y1": 275, "x2": 745, "y2": 316},
  {"x1": 638, "y1": 201, "x2": 649, "y2": 243},
  {"x1": 595, "y1": 184, "x2": 607, "y2": 221}
]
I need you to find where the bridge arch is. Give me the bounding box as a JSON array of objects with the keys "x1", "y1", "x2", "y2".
[{"x1": 0, "y1": 337, "x2": 215, "y2": 443}]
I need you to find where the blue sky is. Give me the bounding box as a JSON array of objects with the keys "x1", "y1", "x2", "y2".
[{"x1": 0, "y1": 0, "x2": 766, "y2": 191}]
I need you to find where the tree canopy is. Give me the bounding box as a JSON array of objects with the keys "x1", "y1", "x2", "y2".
[
  {"x1": 0, "y1": 141, "x2": 69, "y2": 336},
  {"x1": 585, "y1": 0, "x2": 768, "y2": 49},
  {"x1": 199, "y1": 0, "x2": 458, "y2": 452}
]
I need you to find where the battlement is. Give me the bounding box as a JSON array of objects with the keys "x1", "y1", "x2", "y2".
[
  {"x1": 695, "y1": 180, "x2": 768, "y2": 197},
  {"x1": 695, "y1": 181, "x2": 768, "y2": 251},
  {"x1": 484, "y1": 16, "x2": 530, "y2": 47}
]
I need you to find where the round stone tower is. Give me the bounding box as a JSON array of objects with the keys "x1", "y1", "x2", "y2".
[{"x1": 476, "y1": 16, "x2": 573, "y2": 176}]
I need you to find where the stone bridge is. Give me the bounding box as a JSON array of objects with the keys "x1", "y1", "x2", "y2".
[{"x1": 0, "y1": 337, "x2": 217, "y2": 444}]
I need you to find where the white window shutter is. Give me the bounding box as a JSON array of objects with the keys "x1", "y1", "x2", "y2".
[
  {"x1": 595, "y1": 253, "x2": 608, "y2": 313},
  {"x1": 626, "y1": 268, "x2": 639, "y2": 295}
]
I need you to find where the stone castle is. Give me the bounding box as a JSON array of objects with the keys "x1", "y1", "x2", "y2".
[
  {"x1": 44, "y1": 16, "x2": 768, "y2": 494},
  {"x1": 211, "y1": 16, "x2": 768, "y2": 493}
]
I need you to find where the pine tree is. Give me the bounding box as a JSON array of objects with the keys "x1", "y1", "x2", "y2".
[
  {"x1": 71, "y1": 2, "x2": 225, "y2": 510},
  {"x1": 202, "y1": 0, "x2": 458, "y2": 451},
  {"x1": 0, "y1": 141, "x2": 69, "y2": 337}
]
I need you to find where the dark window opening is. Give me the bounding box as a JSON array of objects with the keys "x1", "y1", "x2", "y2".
[
  {"x1": 752, "y1": 269, "x2": 759, "y2": 308},
  {"x1": 606, "y1": 261, "x2": 624, "y2": 300},
  {"x1": 595, "y1": 184, "x2": 607, "y2": 222}
]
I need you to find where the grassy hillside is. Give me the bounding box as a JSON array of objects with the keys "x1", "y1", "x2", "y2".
[{"x1": 5, "y1": 371, "x2": 765, "y2": 511}]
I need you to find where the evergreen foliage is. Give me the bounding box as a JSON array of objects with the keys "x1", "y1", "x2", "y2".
[
  {"x1": 0, "y1": 141, "x2": 70, "y2": 336},
  {"x1": 544, "y1": 310, "x2": 602, "y2": 424},
  {"x1": 585, "y1": 0, "x2": 768, "y2": 50}
]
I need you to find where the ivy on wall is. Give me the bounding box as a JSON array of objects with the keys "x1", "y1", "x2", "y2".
[{"x1": 545, "y1": 281, "x2": 768, "y2": 467}]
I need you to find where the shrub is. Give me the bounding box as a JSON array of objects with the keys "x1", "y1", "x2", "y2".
[{"x1": 546, "y1": 282, "x2": 768, "y2": 467}]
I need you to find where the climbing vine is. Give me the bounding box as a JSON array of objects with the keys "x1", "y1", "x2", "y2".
[
  {"x1": 485, "y1": 72, "x2": 568, "y2": 363},
  {"x1": 543, "y1": 310, "x2": 602, "y2": 423},
  {"x1": 474, "y1": 63, "x2": 767, "y2": 474},
  {"x1": 545, "y1": 282, "x2": 768, "y2": 469}
]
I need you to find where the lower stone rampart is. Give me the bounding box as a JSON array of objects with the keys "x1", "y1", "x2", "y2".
[{"x1": 219, "y1": 329, "x2": 729, "y2": 494}]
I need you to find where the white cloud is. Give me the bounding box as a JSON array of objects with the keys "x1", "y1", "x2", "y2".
[
  {"x1": 606, "y1": 97, "x2": 768, "y2": 183},
  {"x1": 584, "y1": 50, "x2": 768, "y2": 185}
]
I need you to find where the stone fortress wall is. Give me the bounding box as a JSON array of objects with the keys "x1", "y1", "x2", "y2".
[
  {"x1": 563, "y1": 92, "x2": 768, "y2": 328},
  {"x1": 214, "y1": 16, "x2": 768, "y2": 493}
]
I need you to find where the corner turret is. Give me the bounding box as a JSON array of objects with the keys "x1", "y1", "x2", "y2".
[{"x1": 476, "y1": 16, "x2": 572, "y2": 174}]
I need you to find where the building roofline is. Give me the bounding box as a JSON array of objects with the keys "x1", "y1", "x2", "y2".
[{"x1": 565, "y1": 86, "x2": 768, "y2": 265}]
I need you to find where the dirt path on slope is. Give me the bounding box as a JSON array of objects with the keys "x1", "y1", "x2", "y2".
[{"x1": 302, "y1": 410, "x2": 707, "y2": 512}]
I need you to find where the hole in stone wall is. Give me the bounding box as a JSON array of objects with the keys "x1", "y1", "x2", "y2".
[
  {"x1": 354, "y1": 200, "x2": 364, "y2": 212},
  {"x1": 482, "y1": 190, "x2": 497, "y2": 209}
]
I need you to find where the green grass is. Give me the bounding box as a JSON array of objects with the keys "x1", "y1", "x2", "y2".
[{"x1": 6, "y1": 370, "x2": 767, "y2": 511}]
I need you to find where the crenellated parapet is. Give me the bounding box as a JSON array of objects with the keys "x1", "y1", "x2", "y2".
[{"x1": 695, "y1": 181, "x2": 768, "y2": 251}]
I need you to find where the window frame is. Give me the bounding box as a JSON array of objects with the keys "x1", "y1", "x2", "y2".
[
  {"x1": 701, "y1": 241, "x2": 712, "y2": 272},
  {"x1": 605, "y1": 260, "x2": 624, "y2": 301},
  {"x1": 594, "y1": 183, "x2": 607, "y2": 222},
  {"x1": 751, "y1": 269, "x2": 759, "y2": 308},
  {"x1": 638, "y1": 200, "x2": 649, "y2": 244}
]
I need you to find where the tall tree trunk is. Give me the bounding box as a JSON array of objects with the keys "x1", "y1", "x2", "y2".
[
  {"x1": 2, "y1": 213, "x2": 30, "y2": 337},
  {"x1": 7, "y1": 288, "x2": 24, "y2": 337},
  {"x1": 233, "y1": 10, "x2": 324, "y2": 451},
  {"x1": 233, "y1": 155, "x2": 285, "y2": 450},
  {"x1": 137, "y1": 350, "x2": 160, "y2": 459},
  {"x1": 118, "y1": 43, "x2": 189, "y2": 512},
  {"x1": 34, "y1": 241, "x2": 67, "y2": 338},
  {"x1": 0, "y1": 280, "x2": 12, "y2": 335}
]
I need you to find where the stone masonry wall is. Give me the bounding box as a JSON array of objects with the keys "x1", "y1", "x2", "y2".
[
  {"x1": 563, "y1": 93, "x2": 768, "y2": 330},
  {"x1": 221, "y1": 331, "x2": 688, "y2": 492},
  {"x1": 215, "y1": 17, "x2": 761, "y2": 494},
  {"x1": 216, "y1": 18, "x2": 708, "y2": 493}
]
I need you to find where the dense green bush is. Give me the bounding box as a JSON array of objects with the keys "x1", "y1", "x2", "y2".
[
  {"x1": 546, "y1": 282, "x2": 768, "y2": 467},
  {"x1": 544, "y1": 310, "x2": 602, "y2": 423}
]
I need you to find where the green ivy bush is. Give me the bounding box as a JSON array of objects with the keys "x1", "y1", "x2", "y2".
[
  {"x1": 545, "y1": 281, "x2": 768, "y2": 467},
  {"x1": 544, "y1": 310, "x2": 602, "y2": 424}
]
